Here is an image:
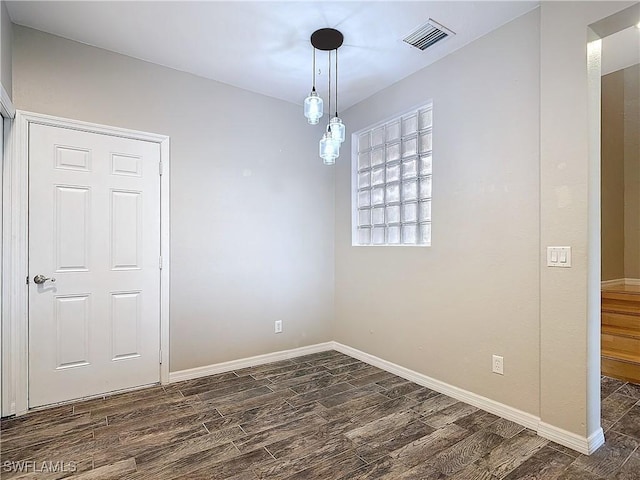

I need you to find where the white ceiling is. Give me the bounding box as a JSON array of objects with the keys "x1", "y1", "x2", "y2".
[{"x1": 6, "y1": 1, "x2": 539, "y2": 110}]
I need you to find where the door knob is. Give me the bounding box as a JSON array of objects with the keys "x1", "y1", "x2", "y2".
[{"x1": 33, "y1": 275, "x2": 56, "y2": 285}]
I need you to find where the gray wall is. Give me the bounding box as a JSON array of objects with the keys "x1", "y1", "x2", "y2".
[
  {"x1": 0, "y1": 0, "x2": 11, "y2": 97},
  {"x1": 336, "y1": 11, "x2": 541, "y2": 416},
  {"x1": 601, "y1": 70, "x2": 626, "y2": 281},
  {"x1": 12, "y1": 26, "x2": 335, "y2": 372},
  {"x1": 624, "y1": 64, "x2": 640, "y2": 279},
  {"x1": 11, "y1": 1, "x2": 633, "y2": 439},
  {"x1": 538, "y1": 1, "x2": 634, "y2": 439},
  {"x1": 602, "y1": 64, "x2": 640, "y2": 282},
  {"x1": 334, "y1": 1, "x2": 633, "y2": 439}
]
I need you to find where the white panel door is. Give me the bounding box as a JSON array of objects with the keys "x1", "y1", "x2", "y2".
[{"x1": 28, "y1": 123, "x2": 161, "y2": 407}]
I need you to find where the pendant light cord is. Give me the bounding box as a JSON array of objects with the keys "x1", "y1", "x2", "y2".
[
  {"x1": 327, "y1": 50, "x2": 332, "y2": 129},
  {"x1": 312, "y1": 47, "x2": 316, "y2": 92},
  {"x1": 335, "y1": 48, "x2": 339, "y2": 118}
]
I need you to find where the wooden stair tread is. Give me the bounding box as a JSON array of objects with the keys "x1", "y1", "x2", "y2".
[
  {"x1": 602, "y1": 284, "x2": 640, "y2": 294},
  {"x1": 602, "y1": 349, "x2": 640, "y2": 364},
  {"x1": 602, "y1": 325, "x2": 640, "y2": 339},
  {"x1": 602, "y1": 357, "x2": 640, "y2": 384},
  {"x1": 601, "y1": 306, "x2": 640, "y2": 316},
  {"x1": 602, "y1": 311, "x2": 640, "y2": 322},
  {"x1": 602, "y1": 293, "x2": 640, "y2": 303}
]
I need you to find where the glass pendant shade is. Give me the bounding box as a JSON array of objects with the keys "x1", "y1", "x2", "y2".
[
  {"x1": 304, "y1": 90, "x2": 323, "y2": 125},
  {"x1": 329, "y1": 116, "x2": 346, "y2": 143},
  {"x1": 319, "y1": 132, "x2": 340, "y2": 165}
]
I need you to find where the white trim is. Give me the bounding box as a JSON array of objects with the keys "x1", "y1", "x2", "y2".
[
  {"x1": 601, "y1": 278, "x2": 640, "y2": 288},
  {"x1": 16, "y1": 111, "x2": 169, "y2": 143},
  {"x1": 332, "y1": 342, "x2": 540, "y2": 431},
  {"x1": 2, "y1": 114, "x2": 28, "y2": 416},
  {"x1": 538, "y1": 422, "x2": 605, "y2": 455},
  {"x1": 159, "y1": 138, "x2": 170, "y2": 384},
  {"x1": 169, "y1": 342, "x2": 335, "y2": 383},
  {"x1": 20, "y1": 334, "x2": 595, "y2": 455},
  {"x1": 1, "y1": 110, "x2": 170, "y2": 416},
  {"x1": 169, "y1": 341, "x2": 597, "y2": 454},
  {"x1": 585, "y1": 35, "x2": 603, "y2": 446},
  {"x1": 588, "y1": 427, "x2": 606, "y2": 454},
  {"x1": 0, "y1": 83, "x2": 14, "y2": 119},
  {"x1": 332, "y1": 342, "x2": 601, "y2": 454}
]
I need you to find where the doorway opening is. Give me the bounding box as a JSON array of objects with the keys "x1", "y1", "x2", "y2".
[{"x1": 600, "y1": 25, "x2": 640, "y2": 385}]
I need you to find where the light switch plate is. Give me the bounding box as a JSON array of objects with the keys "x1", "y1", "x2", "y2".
[{"x1": 547, "y1": 246, "x2": 571, "y2": 267}]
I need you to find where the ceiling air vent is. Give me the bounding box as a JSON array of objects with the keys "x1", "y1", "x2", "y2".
[{"x1": 403, "y1": 19, "x2": 455, "y2": 51}]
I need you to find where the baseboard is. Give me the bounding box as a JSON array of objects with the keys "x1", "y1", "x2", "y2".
[
  {"x1": 538, "y1": 422, "x2": 605, "y2": 455},
  {"x1": 332, "y1": 342, "x2": 539, "y2": 431},
  {"x1": 601, "y1": 278, "x2": 640, "y2": 287},
  {"x1": 169, "y1": 340, "x2": 601, "y2": 456},
  {"x1": 168, "y1": 342, "x2": 334, "y2": 383},
  {"x1": 332, "y1": 342, "x2": 606, "y2": 454}
]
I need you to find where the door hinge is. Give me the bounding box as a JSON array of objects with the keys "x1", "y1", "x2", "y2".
[
  {"x1": 159, "y1": 255, "x2": 163, "y2": 270},
  {"x1": 159, "y1": 161, "x2": 163, "y2": 176},
  {"x1": 159, "y1": 349, "x2": 163, "y2": 365}
]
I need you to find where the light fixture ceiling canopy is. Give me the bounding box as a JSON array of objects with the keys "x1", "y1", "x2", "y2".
[{"x1": 310, "y1": 28, "x2": 344, "y2": 51}]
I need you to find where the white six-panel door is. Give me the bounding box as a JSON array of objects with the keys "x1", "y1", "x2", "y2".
[{"x1": 28, "y1": 123, "x2": 161, "y2": 407}]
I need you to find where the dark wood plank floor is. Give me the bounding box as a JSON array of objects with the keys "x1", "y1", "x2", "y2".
[{"x1": 1, "y1": 350, "x2": 639, "y2": 479}]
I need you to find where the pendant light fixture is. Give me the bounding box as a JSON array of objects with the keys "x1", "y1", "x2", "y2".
[
  {"x1": 306, "y1": 28, "x2": 346, "y2": 164},
  {"x1": 319, "y1": 129, "x2": 340, "y2": 165},
  {"x1": 319, "y1": 49, "x2": 340, "y2": 164},
  {"x1": 329, "y1": 48, "x2": 346, "y2": 144},
  {"x1": 303, "y1": 47, "x2": 323, "y2": 125}
]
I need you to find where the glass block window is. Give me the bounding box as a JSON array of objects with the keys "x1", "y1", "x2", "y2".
[{"x1": 354, "y1": 104, "x2": 432, "y2": 246}]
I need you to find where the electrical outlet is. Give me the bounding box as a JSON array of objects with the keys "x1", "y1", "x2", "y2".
[
  {"x1": 274, "y1": 320, "x2": 283, "y2": 334},
  {"x1": 492, "y1": 355, "x2": 504, "y2": 375}
]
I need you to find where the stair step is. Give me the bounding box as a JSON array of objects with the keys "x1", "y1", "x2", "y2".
[
  {"x1": 602, "y1": 312, "x2": 640, "y2": 330},
  {"x1": 602, "y1": 291, "x2": 640, "y2": 303},
  {"x1": 602, "y1": 334, "x2": 640, "y2": 358},
  {"x1": 601, "y1": 284, "x2": 640, "y2": 383},
  {"x1": 602, "y1": 325, "x2": 640, "y2": 340},
  {"x1": 602, "y1": 289, "x2": 640, "y2": 311},
  {"x1": 602, "y1": 284, "x2": 640, "y2": 295},
  {"x1": 602, "y1": 349, "x2": 640, "y2": 364},
  {"x1": 601, "y1": 304, "x2": 640, "y2": 316},
  {"x1": 602, "y1": 355, "x2": 640, "y2": 384}
]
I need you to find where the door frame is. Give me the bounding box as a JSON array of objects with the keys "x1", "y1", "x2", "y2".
[
  {"x1": 2, "y1": 111, "x2": 170, "y2": 416},
  {"x1": 0, "y1": 83, "x2": 15, "y2": 417}
]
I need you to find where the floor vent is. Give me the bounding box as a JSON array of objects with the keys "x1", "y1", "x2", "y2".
[{"x1": 403, "y1": 19, "x2": 455, "y2": 51}]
